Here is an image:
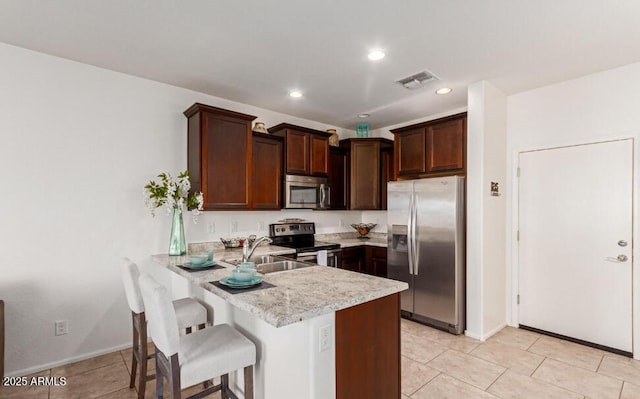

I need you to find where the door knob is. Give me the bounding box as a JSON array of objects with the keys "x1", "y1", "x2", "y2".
[
  {"x1": 618, "y1": 240, "x2": 628, "y2": 247},
  {"x1": 617, "y1": 254, "x2": 628, "y2": 262}
]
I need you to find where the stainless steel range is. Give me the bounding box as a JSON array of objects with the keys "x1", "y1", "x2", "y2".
[{"x1": 269, "y1": 222, "x2": 342, "y2": 267}]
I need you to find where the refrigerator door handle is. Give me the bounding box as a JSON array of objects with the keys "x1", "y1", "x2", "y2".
[
  {"x1": 412, "y1": 191, "x2": 419, "y2": 275},
  {"x1": 407, "y1": 192, "x2": 414, "y2": 275}
]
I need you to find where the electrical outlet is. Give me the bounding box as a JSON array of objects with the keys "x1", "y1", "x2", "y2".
[
  {"x1": 231, "y1": 221, "x2": 238, "y2": 233},
  {"x1": 319, "y1": 325, "x2": 331, "y2": 352},
  {"x1": 339, "y1": 219, "x2": 344, "y2": 228},
  {"x1": 55, "y1": 320, "x2": 68, "y2": 336},
  {"x1": 258, "y1": 221, "x2": 266, "y2": 231},
  {"x1": 207, "y1": 222, "x2": 215, "y2": 234}
]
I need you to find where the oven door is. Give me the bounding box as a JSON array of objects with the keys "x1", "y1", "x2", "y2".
[
  {"x1": 297, "y1": 249, "x2": 342, "y2": 267},
  {"x1": 285, "y1": 175, "x2": 329, "y2": 209}
]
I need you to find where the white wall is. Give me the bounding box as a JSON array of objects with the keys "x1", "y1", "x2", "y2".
[
  {"x1": 0, "y1": 42, "x2": 364, "y2": 376},
  {"x1": 466, "y1": 81, "x2": 507, "y2": 340},
  {"x1": 506, "y1": 62, "x2": 640, "y2": 355}
]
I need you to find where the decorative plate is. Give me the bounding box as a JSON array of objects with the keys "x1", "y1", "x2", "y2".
[
  {"x1": 219, "y1": 276, "x2": 263, "y2": 288},
  {"x1": 182, "y1": 260, "x2": 217, "y2": 269}
]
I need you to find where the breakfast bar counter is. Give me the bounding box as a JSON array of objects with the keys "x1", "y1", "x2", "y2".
[
  {"x1": 151, "y1": 246, "x2": 407, "y2": 399},
  {"x1": 154, "y1": 252, "x2": 405, "y2": 327}
]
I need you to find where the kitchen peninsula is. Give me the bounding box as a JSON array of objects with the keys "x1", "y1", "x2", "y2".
[{"x1": 153, "y1": 246, "x2": 407, "y2": 399}]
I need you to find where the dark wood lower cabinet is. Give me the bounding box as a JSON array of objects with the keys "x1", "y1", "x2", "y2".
[
  {"x1": 340, "y1": 246, "x2": 388, "y2": 277},
  {"x1": 366, "y1": 246, "x2": 388, "y2": 277},
  {"x1": 336, "y1": 293, "x2": 401, "y2": 399},
  {"x1": 340, "y1": 246, "x2": 364, "y2": 272}
]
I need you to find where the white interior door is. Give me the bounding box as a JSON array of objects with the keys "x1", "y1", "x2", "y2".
[{"x1": 518, "y1": 139, "x2": 633, "y2": 353}]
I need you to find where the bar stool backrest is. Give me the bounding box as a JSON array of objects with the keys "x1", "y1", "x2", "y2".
[
  {"x1": 139, "y1": 274, "x2": 179, "y2": 356},
  {"x1": 120, "y1": 258, "x2": 145, "y2": 314}
]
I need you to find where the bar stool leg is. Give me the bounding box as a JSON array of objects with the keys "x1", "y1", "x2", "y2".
[
  {"x1": 129, "y1": 313, "x2": 138, "y2": 390},
  {"x1": 221, "y1": 373, "x2": 230, "y2": 399},
  {"x1": 155, "y1": 350, "x2": 164, "y2": 399},
  {"x1": 138, "y1": 315, "x2": 148, "y2": 399},
  {"x1": 244, "y1": 365, "x2": 254, "y2": 399}
]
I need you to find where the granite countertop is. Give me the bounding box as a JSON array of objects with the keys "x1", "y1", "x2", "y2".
[
  {"x1": 186, "y1": 241, "x2": 296, "y2": 261},
  {"x1": 152, "y1": 244, "x2": 406, "y2": 328},
  {"x1": 316, "y1": 232, "x2": 387, "y2": 248}
]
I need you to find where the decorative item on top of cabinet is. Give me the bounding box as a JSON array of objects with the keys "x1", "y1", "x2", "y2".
[
  {"x1": 184, "y1": 103, "x2": 256, "y2": 210},
  {"x1": 339, "y1": 138, "x2": 393, "y2": 210},
  {"x1": 268, "y1": 123, "x2": 331, "y2": 177},
  {"x1": 327, "y1": 129, "x2": 339, "y2": 146},
  {"x1": 252, "y1": 132, "x2": 283, "y2": 209},
  {"x1": 391, "y1": 112, "x2": 466, "y2": 179}
]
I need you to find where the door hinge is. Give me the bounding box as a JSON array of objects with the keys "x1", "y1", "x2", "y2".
[
  {"x1": 517, "y1": 167, "x2": 520, "y2": 177},
  {"x1": 517, "y1": 294, "x2": 520, "y2": 304}
]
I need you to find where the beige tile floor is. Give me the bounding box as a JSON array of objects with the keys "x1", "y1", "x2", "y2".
[{"x1": 2, "y1": 319, "x2": 640, "y2": 398}]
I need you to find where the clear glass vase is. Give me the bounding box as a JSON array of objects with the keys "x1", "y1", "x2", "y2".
[{"x1": 168, "y1": 206, "x2": 186, "y2": 256}]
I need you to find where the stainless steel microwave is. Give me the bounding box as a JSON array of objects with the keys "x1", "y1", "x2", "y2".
[{"x1": 284, "y1": 175, "x2": 330, "y2": 209}]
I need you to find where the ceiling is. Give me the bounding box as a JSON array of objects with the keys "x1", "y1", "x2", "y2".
[{"x1": 2, "y1": 0, "x2": 640, "y2": 129}]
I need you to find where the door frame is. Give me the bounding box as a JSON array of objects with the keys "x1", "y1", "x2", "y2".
[{"x1": 509, "y1": 134, "x2": 638, "y2": 358}]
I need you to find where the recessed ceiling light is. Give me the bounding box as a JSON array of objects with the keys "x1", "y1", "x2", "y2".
[
  {"x1": 358, "y1": 113, "x2": 370, "y2": 118},
  {"x1": 367, "y1": 50, "x2": 385, "y2": 61},
  {"x1": 289, "y1": 90, "x2": 303, "y2": 98},
  {"x1": 435, "y1": 87, "x2": 452, "y2": 95}
]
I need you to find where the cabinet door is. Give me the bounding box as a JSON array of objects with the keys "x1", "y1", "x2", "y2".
[
  {"x1": 310, "y1": 135, "x2": 329, "y2": 176},
  {"x1": 285, "y1": 130, "x2": 309, "y2": 175},
  {"x1": 202, "y1": 112, "x2": 251, "y2": 209},
  {"x1": 328, "y1": 147, "x2": 349, "y2": 209},
  {"x1": 426, "y1": 118, "x2": 465, "y2": 173},
  {"x1": 350, "y1": 141, "x2": 380, "y2": 210},
  {"x1": 380, "y1": 148, "x2": 393, "y2": 210},
  {"x1": 341, "y1": 246, "x2": 364, "y2": 272},
  {"x1": 396, "y1": 128, "x2": 426, "y2": 175},
  {"x1": 367, "y1": 247, "x2": 388, "y2": 277},
  {"x1": 252, "y1": 135, "x2": 282, "y2": 209}
]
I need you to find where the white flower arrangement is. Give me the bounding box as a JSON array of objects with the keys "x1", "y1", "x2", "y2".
[{"x1": 144, "y1": 171, "x2": 204, "y2": 221}]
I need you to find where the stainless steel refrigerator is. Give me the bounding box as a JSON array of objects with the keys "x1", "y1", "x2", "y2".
[{"x1": 387, "y1": 176, "x2": 465, "y2": 334}]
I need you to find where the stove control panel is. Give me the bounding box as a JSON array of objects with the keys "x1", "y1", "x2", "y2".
[{"x1": 269, "y1": 222, "x2": 316, "y2": 237}]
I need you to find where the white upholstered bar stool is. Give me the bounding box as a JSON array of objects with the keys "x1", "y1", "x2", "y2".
[
  {"x1": 121, "y1": 258, "x2": 208, "y2": 399},
  {"x1": 139, "y1": 274, "x2": 256, "y2": 399}
]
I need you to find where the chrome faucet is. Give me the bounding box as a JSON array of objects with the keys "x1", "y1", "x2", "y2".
[{"x1": 242, "y1": 236, "x2": 273, "y2": 263}]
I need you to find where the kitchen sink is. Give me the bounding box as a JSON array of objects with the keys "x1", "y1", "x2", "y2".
[
  {"x1": 226, "y1": 255, "x2": 314, "y2": 274},
  {"x1": 256, "y1": 260, "x2": 313, "y2": 274}
]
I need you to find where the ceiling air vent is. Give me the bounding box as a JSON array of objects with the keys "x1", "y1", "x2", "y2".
[{"x1": 395, "y1": 70, "x2": 439, "y2": 90}]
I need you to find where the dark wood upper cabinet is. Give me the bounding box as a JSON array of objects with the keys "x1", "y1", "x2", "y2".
[
  {"x1": 283, "y1": 129, "x2": 309, "y2": 175},
  {"x1": 251, "y1": 133, "x2": 283, "y2": 210},
  {"x1": 391, "y1": 112, "x2": 467, "y2": 179},
  {"x1": 340, "y1": 138, "x2": 393, "y2": 210},
  {"x1": 395, "y1": 127, "x2": 427, "y2": 176},
  {"x1": 427, "y1": 117, "x2": 466, "y2": 173},
  {"x1": 310, "y1": 135, "x2": 329, "y2": 176},
  {"x1": 269, "y1": 123, "x2": 331, "y2": 177},
  {"x1": 381, "y1": 148, "x2": 393, "y2": 210},
  {"x1": 328, "y1": 146, "x2": 349, "y2": 210},
  {"x1": 185, "y1": 103, "x2": 256, "y2": 210}
]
